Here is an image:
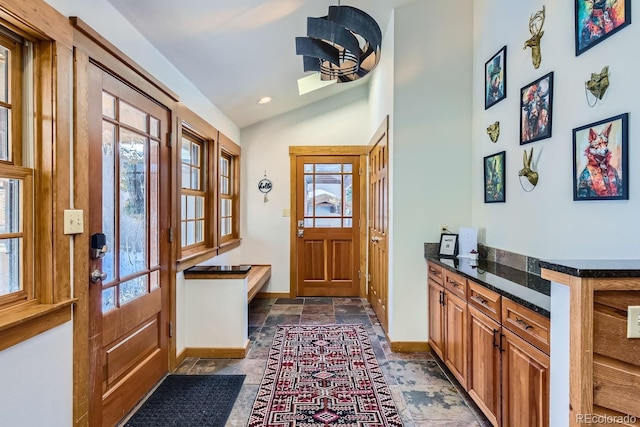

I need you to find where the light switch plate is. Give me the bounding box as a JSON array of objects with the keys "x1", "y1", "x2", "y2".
[
  {"x1": 282, "y1": 208, "x2": 290, "y2": 217},
  {"x1": 63, "y1": 209, "x2": 84, "y2": 235},
  {"x1": 628, "y1": 306, "x2": 640, "y2": 338}
]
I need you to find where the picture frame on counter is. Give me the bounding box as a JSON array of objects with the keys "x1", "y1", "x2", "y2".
[
  {"x1": 438, "y1": 233, "x2": 459, "y2": 258},
  {"x1": 572, "y1": 113, "x2": 628, "y2": 201}
]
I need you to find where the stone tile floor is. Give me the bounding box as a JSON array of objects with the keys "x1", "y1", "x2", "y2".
[{"x1": 129, "y1": 297, "x2": 490, "y2": 426}]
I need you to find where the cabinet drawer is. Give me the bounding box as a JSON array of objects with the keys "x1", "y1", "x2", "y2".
[
  {"x1": 444, "y1": 270, "x2": 467, "y2": 300},
  {"x1": 427, "y1": 262, "x2": 444, "y2": 285},
  {"x1": 468, "y1": 281, "x2": 501, "y2": 323},
  {"x1": 502, "y1": 298, "x2": 550, "y2": 355}
]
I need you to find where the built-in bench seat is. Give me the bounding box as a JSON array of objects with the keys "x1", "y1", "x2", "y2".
[{"x1": 179, "y1": 264, "x2": 272, "y2": 360}]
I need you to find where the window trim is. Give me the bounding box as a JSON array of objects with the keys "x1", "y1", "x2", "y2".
[
  {"x1": 218, "y1": 132, "x2": 241, "y2": 254},
  {"x1": 180, "y1": 129, "x2": 208, "y2": 256}
]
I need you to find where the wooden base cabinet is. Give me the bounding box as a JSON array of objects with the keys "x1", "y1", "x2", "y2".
[
  {"x1": 501, "y1": 328, "x2": 550, "y2": 427},
  {"x1": 468, "y1": 306, "x2": 501, "y2": 427},
  {"x1": 444, "y1": 289, "x2": 468, "y2": 389},
  {"x1": 428, "y1": 278, "x2": 445, "y2": 360}
]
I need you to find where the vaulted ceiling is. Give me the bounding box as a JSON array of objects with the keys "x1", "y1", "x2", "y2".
[{"x1": 106, "y1": 0, "x2": 415, "y2": 129}]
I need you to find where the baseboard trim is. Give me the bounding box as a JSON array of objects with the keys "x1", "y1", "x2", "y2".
[
  {"x1": 183, "y1": 342, "x2": 249, "y2": 359},
  {"x1": 176, "y1": 349, "x2": 187, "y2": 366},
  {"x1": 389, "y1": 341, "x2": 431, "y2": 353},
  {"x1": 255, "y1": 292, "x2": 290, "y2": 299}
]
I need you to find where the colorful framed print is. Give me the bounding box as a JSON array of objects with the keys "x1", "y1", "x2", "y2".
[
  {"x1": 484, "y1": 151, "x2": 506, "y2": 203},
  {"x1": 575, "y1": 0, "x2": 631, "y2": 56},
  {"x1": 520, "y1": 72, "x2": 554, "y2": 145},
  {"x1": 573, "y1": 113, "x2": 628, "y2": 201},
  {"x1": 485, "y1": 46, "x2": 507, "y2": 109}
]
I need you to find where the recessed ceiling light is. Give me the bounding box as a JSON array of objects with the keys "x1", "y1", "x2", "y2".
[{"x1": 257, "y1": 96, "x2": 272, "y2": 105}]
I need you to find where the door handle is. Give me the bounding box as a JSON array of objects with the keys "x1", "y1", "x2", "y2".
[
  {"x1": 371, "y1": 236, "x2": 380, "y2": 243},
  {"x1": 91, "y1": 270, "x2": 107, "y2": 283},
  {"x1": 297, "y1": 229, "x2": 304, "y2": 238}
]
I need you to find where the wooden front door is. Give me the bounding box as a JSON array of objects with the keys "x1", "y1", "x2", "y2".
[
  {"x1": 88, "y1": 64, "x2": 171, "y2": 427},
  {"x1": 295, "y1": 155, "x2": 360, "y2": 296},
  {"x1": 367, "y1": 117, "x2": 389, "y2": 331}
]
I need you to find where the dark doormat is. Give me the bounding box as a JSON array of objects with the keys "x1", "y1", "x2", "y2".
[{"x1": 124, "y1": 374, "x2": 245, "y2": 427}]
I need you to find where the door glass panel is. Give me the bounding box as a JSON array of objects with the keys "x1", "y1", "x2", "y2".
[
  {"x1": 303, "y1": 164, "x2": 313, "y2": 173},
  {"x1": 102, "y1": 92, "x2": 116, "y2": 119},
  {"x1": 343, "y1": 164, "x2": 353, "y2": 173},
  {"x1": 150, "y1": 117, "x2": 159, "y2": 138},
  {"x1": 315, "y1": 218, "x2": 341, "y2": 228},
  {"x1": 304, "y1": 218, "x2": 313, "y2": 228},
  {"x1": 343, "y1": 219, "x2": 353, "y2": 227},
  {"x1": 102, "y1": 121, "x2": 116, "y2": 282},
  {"x1": 343, "y1": 175, "x2": 352, "y2": 217},
  {"x1": 314, "y1": 174, "x2": 341, "y2": 217},
  {"x1": 0, "y1": 238, "x2": 20, "y2": 295},
  {"x1": 304, "y1": 175, "x2": 314, "y2": 216},
  {"x1": 119, "y1": 129, "x2": 147, "y2": 277},
  {"x1": 119, "y1": 101, "x2": 148, "y2": 133},
  {"x1": 150, "y1": 140, "x2": 159, "y2": 267},
  {"x1": 119, "y1": 275, "x2": 148, "y2": 306},
  {"x1": 102, "y1": 286, "x2": 116, "y2": 313},
  {"x1": 150, "y1": 270, "x2": 159, "y2": 290},
  {"x1": 315, "y1": 163, "x2": 341, "y2": 173}
]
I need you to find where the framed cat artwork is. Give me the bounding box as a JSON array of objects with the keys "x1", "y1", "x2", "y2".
[{"x1": 573, "y1": 113, "x2": 628, "y2": 201}]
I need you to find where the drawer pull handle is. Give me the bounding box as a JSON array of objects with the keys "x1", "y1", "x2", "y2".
[
  {"x1": 449, "y1": 280, "x2": 460, "y2": 287},
  {"x1": 515, "y1": 317, "x2": 533, "y2": 330},
  {"x1": 471, "y1": 295, "x2": 488, "y2": 306},
  {"x1": 430, "y1": 268, "x2": 440, "y2": 276}
]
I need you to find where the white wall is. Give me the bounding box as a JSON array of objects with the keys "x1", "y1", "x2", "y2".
[
  {"x1": 389, "y1": 0, "x2": 473, "y2": 341},
  {"x1": 0, "y1": 322, "x2": 73, "y2": 427},
  {"x1": 230, "y1": 86, "x2": 370, "y2": 291},
  {"x1": 472, "y1": 0, "x2": 640, "y2": 259}
]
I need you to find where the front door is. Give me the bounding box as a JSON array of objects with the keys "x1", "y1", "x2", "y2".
[
  {"x1": 367, "y1": 118, "x2": 389, "y2": 331},
  {"x1": 295, "y1": 156, "x2": 360, "y2": 296},
  {"x1": 88, "y1": 64, "x2": 171, "y2": 427}
]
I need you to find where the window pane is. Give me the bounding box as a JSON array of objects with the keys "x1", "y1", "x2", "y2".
[
  {"x1": 303, "y1": 164, "x2": 313, "y2": 173},
  {"x1": 119, "y1": 275, "x2": 148, "y2": 306},
  {"x1": 0, "y1": 177, "x2": 20, "y2": 233},
  {"x1": 102, "y1": 92, "x2": 116, "y2": 119},
  {"x1": 343, "y1": 163, "x2": 353, "y2": 173},
  {"x1": 191, "y1": 143, "x2": 200, "y2": 166},
  {"x1": 220, "y1": 157, "x2": 229, "y2": 176},
  {"x1": 195, "y1": 220, "x2": 204, "y2": 243},
  {"x1": 181, "y1": 222, "x2": 186, "y2": 247},
  {"x1": 119, "y1": 129, "x2": 147, "y2": 277},
  {"x1": 102, "y1": 286, "x2": 116, "y2": 313},
  {"x1": 220, "y1": 177, "x2": 229, "y2": 195},
  {"x1": 316, "y1": 164, "x2": 341, "y2": 173},
  {"x1": 343, "y1": 218, "x2": 353, "y2": 227},
  {"x1": 181, "y1": 139, "x2": 191, "y2": 163},
  {"x1": 191, "y1": 167, "x2": 200, "y2": 191},
  {"x1": 221, "y1": 218, "x2": 231, "y2": 236},
  {"x1": 186, "y1": 221, "x2": 195, "y2": 245},
  {"x1": 119, "y1": 101, "x2": 148, "y2": 133},
  {"x1": 314, "y1": 174, "x2": 341, "y2": 217},
  {"x1": 187, "y1": 195, "x2": 195, "y2": 221},
  {"x1": 0, "y1": 106, "x2": 10, "y2": 162},
  {"x1": 150, "y1": 117, "x2": 159, "y2": 138},
  {"x1": 0, "y1": 238, "x2": 21, "y2": 296},
  {"x1": 195, "y1": 196, "x2": 204, "y2": 218},
  {"x1": 221, "y1": 198, "x2": 231, "y2": 217},
  {"x1": 181, "y1": 164, "x2": 191, "y2": 189},
  {"x1": 0, "y1": 45, "x2": 8, "y2": 103},
  {"x1": 102, "y1": 122, "x2": 116, "y2": 282}
]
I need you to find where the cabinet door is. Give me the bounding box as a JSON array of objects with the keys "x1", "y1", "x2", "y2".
[
  {"x1": 468, "y1": 306, "x2": 501, "y2": 427},
  {"x1": 502, "y1": 328, "x2": 550, "y2": 427},
  {"x1": 428, "y1": 279, "x2": 445, "y2": 360},
  {"x1": 444, "y1": 291, "x2": 468, "y2": 389}
]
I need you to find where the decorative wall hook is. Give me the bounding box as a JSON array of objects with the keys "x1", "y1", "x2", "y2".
[
  {"x1": 585, "y1": 66, "x2": 610, "y2": 107},
  {"x1": 486, "y1": 121, "x2": 500, "y2": 143},
  {"x1": 258, "y1": 170, "x2": 272, "y2": 203},
  {"x1": 523, "y1": 5, "x2": 545, "y2": 69},
  {"x1": 518, "y1": 147, "x2": 539, "y2": 191}
]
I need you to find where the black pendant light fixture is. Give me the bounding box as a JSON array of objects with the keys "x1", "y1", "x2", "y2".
[{"x1": 295, "y1": 1, "x2": 382, "y2": 83}]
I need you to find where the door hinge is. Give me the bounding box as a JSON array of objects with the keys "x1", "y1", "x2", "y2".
[
  {"x1": 359, "y1": 167, "x2": 363, "y2": 175},
  {"x1": 168, "y1": 321, "x2": 173, "y2": 338},
  {"x1": 167, "y1": 132, "x2": 173, "y2": 148},
  {"x1": 358, "y1": 270, "x2": 361, "y2": 279},
  {"x1": 168, "y1": 227, "x2": 174, "y2": 243}
]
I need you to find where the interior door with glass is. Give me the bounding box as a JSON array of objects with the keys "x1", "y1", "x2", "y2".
[
  {"x1": 296, "y1": 156, "x2": 360, "y2": 297},
  {"x1": 88, "y1": 64, "x2": 170, "y2": 427}
]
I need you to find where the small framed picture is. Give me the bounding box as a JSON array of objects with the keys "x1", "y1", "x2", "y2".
[
  {"x1": 484, "y1": 151, "x2": 506, "y2": 203},
  {"x1": 520, "y1": 72, "x2": 554, "y2": 145},
  {"x1": 439, "y1": 233, "x2": 459, "y2": 258},
  {"x1": 573, "y1": 113, "x2": 628, "y2": 201},
  {"x1": 575, "y1": 0, "x2": 631, "y2": 56},
  {"x1": 485, "y1": 46, "x2": 507, "y2": 109}
]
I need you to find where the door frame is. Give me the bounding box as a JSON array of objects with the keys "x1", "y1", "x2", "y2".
[
  {"x1": 289, "y1": 146, "x2": 368, "y2": 298},
  {"x1": 72, "y1": 19, "x2": 179, "y2": 427}
]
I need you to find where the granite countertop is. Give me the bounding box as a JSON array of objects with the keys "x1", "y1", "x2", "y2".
[
  {"x1": 539, "y1": 259, "x2": 640, "y2": 278},
  {"x1": 427, "y1": 257, "x2": 551, "y2": 318}
]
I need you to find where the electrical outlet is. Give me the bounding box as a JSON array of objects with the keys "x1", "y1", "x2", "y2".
[
  {"x1": 628, "y1": 306, "x2": 640, "y2": 338},
  {"x1": 439, "y1": 224, "x2": 449, "y2": 233},
  {"x1": 63, "y1": 209, "x2": 84, "y2": 235}
]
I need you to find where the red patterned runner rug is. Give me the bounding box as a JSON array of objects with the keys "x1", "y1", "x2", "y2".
[{"x1": 248, "y1": 324, "x2": 403, "y2": 426}]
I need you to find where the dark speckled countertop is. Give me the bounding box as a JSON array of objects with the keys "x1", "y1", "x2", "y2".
[
  {"x1": 427, "y1": 257, "x2": 551, "y2": 318},
  {"x1": 539, "y1": 259, "x2": 640, "y2": 278}
]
